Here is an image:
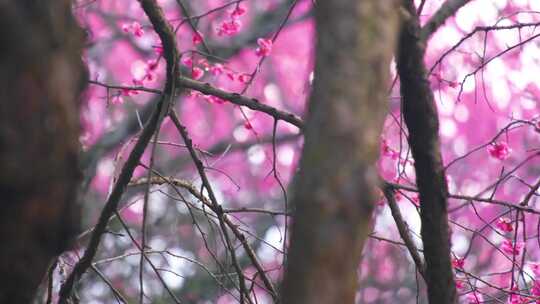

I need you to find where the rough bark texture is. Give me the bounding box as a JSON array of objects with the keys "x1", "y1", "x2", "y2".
[
  {"x1": 280, "y1": 1, "x2": 399, "y2": 303},
  {"x1": 396, "y1": 1, "x2": 457, "y2": 303},
  {"x1": 0, "y1": 1, "x2": 86, "y2": 302}
]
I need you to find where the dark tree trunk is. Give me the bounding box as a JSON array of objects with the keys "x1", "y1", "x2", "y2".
[
  {"x1": 280, "y1": 1, "x2": 399, "y2": 303},
  {"x1": 0, "y1": 1, "x2": 86, "y2": 302},
  {"x1": 396, "y1": 0, "x2": 457, "y2": 303}
]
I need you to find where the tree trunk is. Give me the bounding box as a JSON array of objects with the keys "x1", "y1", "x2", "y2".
[
  {"x1": 0, "y1": 1, "x2": 86, "y2": 302},
  {"x1": 396, "y1": 1, "x2": 457, "y2": 302},
  {"x1": 280, "y1": 1, "x2": 399, "y2": 303}
]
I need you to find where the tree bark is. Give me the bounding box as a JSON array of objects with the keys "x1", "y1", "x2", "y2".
[
  {"x1": 0, "y1": 1, "x2": 86, "y2": 302},
  {"x1": 396, "y1": 1, "x2": 457, "y2": 303},
  {"x1": 280, "y1": 1, "x2": 399, "y2": 303}
]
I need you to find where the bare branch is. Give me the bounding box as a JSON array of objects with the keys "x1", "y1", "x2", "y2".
[
  {"x1": 58, "y1": 1, "x2": 180, "y2": 302},
  {"x1": 178, "y1": 76, "x2": 304, "y2": 129},
  {"x1": 420, "y1": 0, "x2": 471, "y2": 41},
  {"x1": 382, "y1": 185, "x2": 425, "y2": 279},
  {"x1": 396, "y1": 0, "x2": 457, "y2": 302}
]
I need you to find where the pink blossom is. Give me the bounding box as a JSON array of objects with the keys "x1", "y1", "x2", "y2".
[
  {"x1": 193, "y1": 31, "x2": 203, "y2": 45},
  {"x1": 244, "y1": 121, "x2": 253, "y2": 130},
  {"x1": 507, "y1": 287, "x2": 527, "y2": 304},
  {"x1": 226, "y1": 71, "x2": 235, "y2": 81},
  {"x1": 217, "y1": 19, "x2": 242, "y2": 36},
  {"x1": 255, "y1": 38, "x2": 273, "y2": 57},
  {"x1": 452, "y1": 257, "x2": 465, "y2": 269},
  {"x1": 531, "y1": 263, "x2": 540, "y2": 277},
  {"x1": 111, "y1": 95, "x2": 124, "y2": 105},
  {"x1": 466, "y1": 292, "x2": 484, "y2": 304},
  {"x1": 146, "y1": 59, "x2": 159, "y2": 71},
  {"x1": 238, "y1": 73, "x2": 251, "y2": 84},
  {"x1": 131, "y1": 22, "x2": 144, "y2": 37},
  {"x1": 197, "y1": 58, "x2": 209, "y2": 68},
  {"x1": 122, "y1": 22, "x2": 144, "y2": 37},
  {"x1": 231, "y1": 5, "x2": 246, "y2": 18},
  {"x1": 144, "y1": 71, "x2": 155, "y2": 82},
  {"x1": 210, "y1": 64, "x2": 224, "y2": 76},
  {"x1": 496, "y1": 217, "x2": 513, "y2": 232},
  {"x1": 501, "y1": 239, "x2": 524, "y2": 256},
  {"x1": 182, "y1": 57, "x2": 193, "y2": 67},
  {"x1": 532, "y1": 279, "x2": 540, "y2": 296},
  {"x1": 191, "y1": 67, "x2": 204, "y2": 80},
  {"x1": 121, "y1": 23, "x2": 131, "y2": 33},
  {"x1": 455, "y1": 279, "x2": 466, "y2": 290},
  {"x1": 488, "y1": 142, "x2": 511, "y2": 160}
]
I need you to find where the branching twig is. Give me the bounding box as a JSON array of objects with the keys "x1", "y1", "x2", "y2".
[
  {"x1": 169, "y1": 110, "x2": 279, "y2": 302},
  {"x1": 58, "y1": 0, "x2": 180, "y2": 302},
  {"x1": 420, "y1": 0, "x2": 471, "y2": 41},
  {"x1": 382, "y1": 185, "x2": 425, "y2": 279},
  {"x1": 178, "y1": 76, "x2": 304, "y2": 129}
]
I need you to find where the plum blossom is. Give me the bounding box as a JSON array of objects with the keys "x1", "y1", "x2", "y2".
[
  {"x1": 216, "y1": 19, "x2": 242, "y2": 36},
  {"x1": 452, "y1": 256, "x2": 465, "y2": 269},
  {"x1": 255, "y1": 38, "x2": 273, "y2": 57},
  {"x1": 496, "y1": 217, "x2": 513, "y2": 232},
  {"x1": 111, "y1": 95, "x2": 124, "y2": 105},
  {"x1": 226, "y1": 71, "x2": 235, "y2": 81},
  {"x1": 507, "y1": 287, "x2": 529, "y2": 304},
  {"x1": 231, "y1": 5, "x2": 246, "y2": 18},
  {"x1": 192, "y1": 31, "x2": 203, "y2": 45},
  {"x1": 530, "y1": 263, "x2": 540, "y2": 277},
  {"x1": 191, "y1": 67, "x2": 204, "y2": 80},
  {"x1": 182, "y1": 57, "x2": 193, "y2": 67},
  {"x1": 501, "y1": 239, "x2": 524, "y2": 256},
  {"x1": 531, "y1": 279, "x2": 540, "y2": 297},
  {"x1": 488, "y1": 141, "x2": 511, "y2": 160},
  {"x1": 238, "y1": 73, "x2": 251, "y2": 84},
  {"x1": 210, "y1": 64, "x2": 224, "y2": 76},
  {"x1": 466, "y1": 292, "x2": 484, "y2": 304},
  {"x1": 122, "y1": 21, "x2": 144, "y2": 37}
]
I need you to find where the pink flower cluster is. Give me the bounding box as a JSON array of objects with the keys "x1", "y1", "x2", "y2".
[
  {"x1": 216, "y1": 5, "x2": 246, "y2": 36},
  {"x1": 182, "y1": 55, "x2": 254, "y2": 84},
  {"x1": 496, "y1": 217, "x2": 514, "y2": 232},
  {"x1": 488, "y1": 141, "x2": 512, "y2": 160},
  {"x1": 121, "y1": 21, "x2": 144, "y2": 37},
  {"x1": 452, "y1": 257, "x2": 465, "y2": 269},
  {"x1": 255, "y1": 38, "x2": 273, "y2": 57},
  {"x1": 192, "y1": 31, "x2": 203, "y2": 45},
  {"x1": 528, "y1": 264, "x2": 540, "y2": 303},
  {"x1": 501, "y1": 239, "x2": 524, "y2": 256}
]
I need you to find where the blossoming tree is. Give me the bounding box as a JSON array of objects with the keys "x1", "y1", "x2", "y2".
[{"x1": 4, "y1": 0, "x2": 540, "y2": 303}]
